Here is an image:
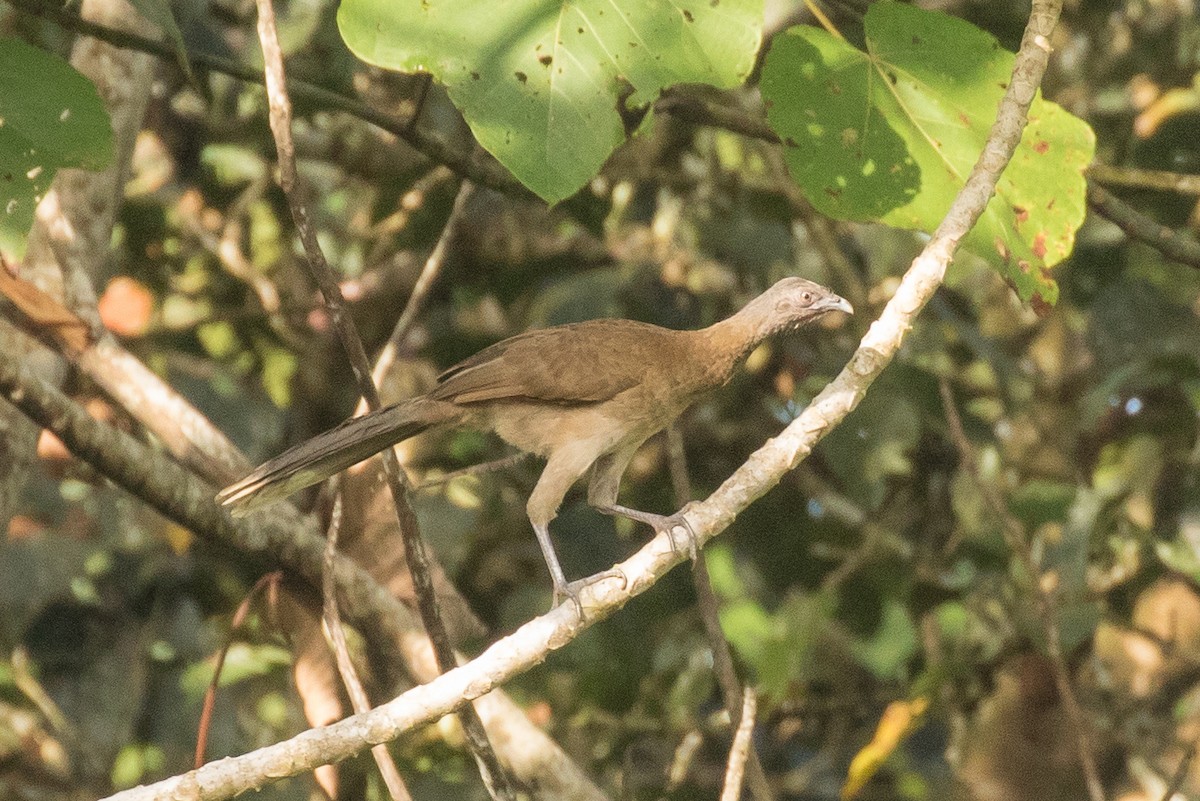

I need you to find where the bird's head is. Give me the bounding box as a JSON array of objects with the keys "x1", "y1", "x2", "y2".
[{"x1": 745, "y1": 277, "x2": 854, "y2": 338}]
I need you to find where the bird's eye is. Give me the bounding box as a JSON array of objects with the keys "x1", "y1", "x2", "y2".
[{"x1": 802, "y1": 291, "x2": 813, "y2": 303}]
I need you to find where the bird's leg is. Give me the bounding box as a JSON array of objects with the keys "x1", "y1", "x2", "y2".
[
  {"x1": 588, "y1": 447, "x2": 700, "y2": 559},
  {"x1": 529, "y1": 449, "x2": 626, "y2": 614},
  {"x1": 531, "y1": 523, "x2": 626, "y2": 614},
  {"x1": 531, "y1": 522, "x2": 578, "y2": 611}
]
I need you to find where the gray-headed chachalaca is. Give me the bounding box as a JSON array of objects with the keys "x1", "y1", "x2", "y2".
[{"x1": 219, "y1": 277, "x2": 852, "y2": 605}]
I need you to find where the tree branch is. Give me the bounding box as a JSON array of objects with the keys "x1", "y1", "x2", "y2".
[
  {"x1": 720, "y1": 688, "x2": 757, "y2": 801},
  {"x1": 367, "y1": 179, "x2": 474, "y2": 396},
  {"x1": 321, "y1": 492, "x2": 411, "y2": 801},
  {"x1": 1088, "y1": 184, "x2": 1200, "y2": 269},
  {"x1": 666, "y1": 426, "x2": 775, "y2": 801},
  {"x1": 1088, "y1": 163, "x2": 1200, "y2": 195}
]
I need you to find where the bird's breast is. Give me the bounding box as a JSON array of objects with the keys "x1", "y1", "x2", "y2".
[{"x1": 480, "y1": 401, "x2": 633, "y2": 459}]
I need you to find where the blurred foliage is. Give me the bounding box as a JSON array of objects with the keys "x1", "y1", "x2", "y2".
[{"x1": 2, "y1": 1, "x2": 1200, "y2": 800}]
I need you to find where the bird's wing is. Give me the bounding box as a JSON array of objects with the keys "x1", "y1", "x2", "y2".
[{"x1": 432, "y1": 320, "x2": 679, "y2": 405}]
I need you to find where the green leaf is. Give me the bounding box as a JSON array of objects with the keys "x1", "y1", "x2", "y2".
[
  {"x1": 180, "y1": 643, "x2": 292, "y2": 697},
  {"x1": 849, "y1": 600, "x2": 917, "y2": 680},
  {"x1": 1009, "y1": 480, "x2": 1075, "y2": 529},
  {"x1": 704, "y1": 543, "x2": 748, "y2": 597},
  {"x1": 717, "y1": 589, "x2": 834, "y2": 702},
  {"x1": 1157, "y1": 539, "x2": 1200, "y2": 584},
  {"x1": 760, "y1": 3, "x2": 1095, "y2": 304},
  {"x1": 0, "y1": 37, "x2": 113, "y2": 258},
  {"x1": 337, "y1": 0, "x2": 764, "y2": 203},
  {"x1": 760, "y1": 591, "x2": 834, "y2": 700},
  {"x1": 718, "y1": 596, "x2": 774, "y2": 667},
  {"x1": 1054, "y1": 600, "x2": 1100, "y2": 655},
  {"x1": 111, "y1": 744, "x2": 166, "y2": 790}
]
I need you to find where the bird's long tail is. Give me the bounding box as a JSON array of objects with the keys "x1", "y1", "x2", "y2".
[{"x1": 217, "y1": 397, "x2": 460, "y2": 515}]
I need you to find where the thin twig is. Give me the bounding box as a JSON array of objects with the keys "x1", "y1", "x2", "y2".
[
  {"x1": 369, "y1": 180, "x2": 475, "y2": 391},
  {"x1": 404, "y1": 73, "x2": 434, "y2": 136},
  {"x1": 11, "y1": 647, "x2": 72, "y2": 736},
  {"x1": 765, "y1": 146, "x2": 868, "y2": 313},
  {"x1": 367, "y1": 166, "x2": 456, "y2": 239},
  {"x1": 802, "y1": 0, "x2": 846, "y2": 41},
  {"x1": 1088, "y1": 184, "x2": 1200, "y2": 268},
  {"x1": 1088, "y1": 164, "x2": 1200, "y2": 196},
  {"x1": 177, "y1": 182, "x2": 303, "y2": 349},
  {"x1": 720, "y1": 688, "x2": 758, "y2": 801},
  {"x1": 1158, "y1": 741, "x2": 1196, "y2": 801},
  {"x1": 938, "y1": 377, "x2": 1106, "y2": 801},
  {"x1": 820, "y1": 523, "x2": 883, "y2": 592},
  {"x1": 655, "y1": 90, "x2": 780, "y2": 143},
  {"x1": 663, "y1": 730, "x2": 705, "y2": 795},
  {"x1": 666, "y1": 426, "x2": 775, "y2": 801},
  {"x1": 195, "y1": 571, "x2": 282, "y2": 770},
  {"x1": 250, "y1": 1, "x2": 513, "y2": 797},
  {"x1": 414, "y1": 453, "x2": 531, "y2": 490},
  {"x1": 322, "y1": 489, "x2": 412, "y2": 801}
]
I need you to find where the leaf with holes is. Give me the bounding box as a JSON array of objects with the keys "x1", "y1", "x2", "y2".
[
  {"x1": 0, "y1": 37, "x2": 113, "y2": 259},
  {"x1": 761, "y1": 3, "x2": 1094, "y2": 304},
  {"x1": 338, "y1": 0, "x2": 764, "y2": 204}
]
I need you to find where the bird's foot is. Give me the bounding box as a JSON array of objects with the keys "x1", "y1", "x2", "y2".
[
  {"x1": 551, "y1": 567, "x2": 627, "y2": 615},
  {"x1": 601, "y1": 503, "x2": 699, "y2": 560}
]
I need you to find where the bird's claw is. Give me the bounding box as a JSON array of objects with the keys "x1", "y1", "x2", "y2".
[
  {"x1": 552, "y1": 582, "x2": 584, "y2": 617},
  {"x1": 656, "y1": 506, "x2": 699, "y2": 561},
  {"x1": 551, "y1": 567, "x2": 628, "y2": 616}
]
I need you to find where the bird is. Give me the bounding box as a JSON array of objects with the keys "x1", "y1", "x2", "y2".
[{"x1": 218, "y1": 277, "x2": 852, "y2": 607}]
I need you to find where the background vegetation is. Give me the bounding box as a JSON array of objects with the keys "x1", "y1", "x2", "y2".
[{"x1": 2, "y1": 0, "x2": 1200, "y2": 800}]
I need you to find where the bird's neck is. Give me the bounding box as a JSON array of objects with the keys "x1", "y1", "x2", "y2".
[{"x1": 690, "y1": 301, "x2": 777, "y2": 386}]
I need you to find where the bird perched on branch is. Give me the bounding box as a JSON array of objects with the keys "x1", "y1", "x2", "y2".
[{"x1": 219, "y1": 277, "x2": 852, "y2": 607}]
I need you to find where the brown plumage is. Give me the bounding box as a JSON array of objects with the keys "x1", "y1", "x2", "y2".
[{"x1": 218, "y1": 277, "x2": 852, "y2": 606}]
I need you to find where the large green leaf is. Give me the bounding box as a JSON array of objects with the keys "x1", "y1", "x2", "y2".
[
  {"x1": 0, "y1": 37, "x2": 113, "y2": 259},
  {"x1": 338, "y1": 0, "x2": 764, "y2": 204},
  {"x1": 760, "y1": 3, "x2": 1094, "y2": 304}
]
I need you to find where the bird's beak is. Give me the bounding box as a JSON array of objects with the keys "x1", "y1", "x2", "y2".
[{"x1": 822, "y1": 294, "x2": 854, "y2": 315}]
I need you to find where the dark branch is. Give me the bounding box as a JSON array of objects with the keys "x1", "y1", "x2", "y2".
[
  {"x1": 1088, "y1": 184, "x2": 1200, "y2": 269},
  {"x1": 251, "y1": 0, "x2": 514, "y2": 795}
]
